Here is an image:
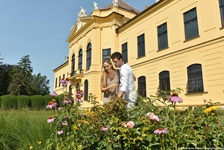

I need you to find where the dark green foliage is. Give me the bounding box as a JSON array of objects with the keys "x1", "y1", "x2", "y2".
[
  {"x1": 30, "y1": 95, "x2": 45, "y2": 110},
  {"x1": 56, "y1": 94, "x2": 64, "y2": 107},
  {"x1": 1, "y1": 95, "x2": 17, "y2": 110},
  {"x1": 8, "y1": 55, "x2": 33, "y2": 96},
  {"x1": 17, "y1": 95, "x2": 31, "y2": 109},
  {"x1": 44, "y1": 95, "x2": 53, "y2": 106},
  {"x1": 30, "y1": 73, "x2": 50, "y2": 95},
  {"x1": 0, "y1": 64, "x2": 14, "y2": 96}
]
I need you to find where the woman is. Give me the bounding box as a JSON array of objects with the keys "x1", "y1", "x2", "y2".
[{"x1": 100, "y1": 58, "x2": 120, "y2": 104}]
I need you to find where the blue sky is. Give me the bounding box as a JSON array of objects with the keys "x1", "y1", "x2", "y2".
[{"x1": 0, "y1": 0, "x2": 155, "y2": 92}]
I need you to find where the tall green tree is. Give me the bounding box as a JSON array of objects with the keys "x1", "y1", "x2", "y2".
[
  {"x1": 0, "y1": 64, "x2": 14, "y2": 96},
  {"x1": 8, "y1": 55, "x2": 33, "y2": 96},
  {"x1": 31, "y1": 73, "x2": 50, "y2": 95}
]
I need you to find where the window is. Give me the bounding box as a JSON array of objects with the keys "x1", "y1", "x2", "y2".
[
  {"x1": 122, "y1": 42, "x2": 128, "y2": 63},
  {"x1": 86, "y1": 43, "x2": 92, "y2": 70},
  {"x1": 59, "y1": 76, "x2": 61, "y2": 87},
  {"x1": 84, "y1": 79, "x2": 88, "y2": 100},
  {"x1": 158, "y1": 23, "x2": 168, "y2": 50},
  {"x1": 55, "y1": 78, "x2": 57, "y2": 88},
  {"x1": 71, "y1": 54, "x2": 75, "y2": 76},
  {"x1": 187, "y1": 64, "x2": 204, "y2": 93},
  {"x1": 159, "y1": 71, "x2": 170, "y2": 94},
  {"x1": 184, "y1": 8, "x2": 199, "y2": 40},
  {"x1": 138, "y1": 76, "x2": 146, "y2": 97},
  {"x1": 137, "y1": 34, "x2": 145, "y2": 58},
  {"x1": 102, "y1": 48, "x2": 111, "y2": 62},
  {"x1": 219, "y1": 0, "x2": 224, "y2": 27},
  {"x1": 63, "y1": 74, "x2": 65, "y2": 79},
  {"x1": 78, "y1": 49, "x2": 83, "y2": 70}
]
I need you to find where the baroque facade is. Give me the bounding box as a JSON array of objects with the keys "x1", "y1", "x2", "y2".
[{"x1": 53, "y1": 0, "x2": 224, "y2": 107}]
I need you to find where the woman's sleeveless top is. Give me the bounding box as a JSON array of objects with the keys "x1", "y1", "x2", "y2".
[{"x1": 103, "y1": 70, "x2": 120, "y2": 104}]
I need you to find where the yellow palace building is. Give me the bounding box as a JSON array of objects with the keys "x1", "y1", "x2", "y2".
[{"x1": 53, "y1": 0, "x2": 224, "y2": 107}]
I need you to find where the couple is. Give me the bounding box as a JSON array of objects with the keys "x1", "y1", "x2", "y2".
[{"x1": 100, "y1": 52, "x2": 137, "y2": 109}]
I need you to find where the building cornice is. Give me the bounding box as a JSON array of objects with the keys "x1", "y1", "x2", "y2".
[
  {"x1": 116, "y1": 0, "x2": 173, "y2": 34},
  {"x1": 67, "y1": 12, "x2": 124, "y2": 44},
  {"x1": 53, "y1": 61, "x2": 68, "y2": 72}
]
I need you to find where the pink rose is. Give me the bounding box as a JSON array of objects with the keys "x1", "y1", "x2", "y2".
[{"x1": 126, "y1": 121, "x2": 135, "y2": 128}]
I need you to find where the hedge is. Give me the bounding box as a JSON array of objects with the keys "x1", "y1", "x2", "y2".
[
  {"x1": 30, "y1": 95, "x2": 45, "y2": 110},
  {"x1": 17, "y1": 95, "x2": 31, "y2": 109},
  {"x1": 1, "y1": 95, "x2": 17, "y2": 110}
]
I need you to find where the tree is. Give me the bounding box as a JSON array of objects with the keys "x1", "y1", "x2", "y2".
[
  {"x1": 31, "y1": 73, "x2": 50, "y2": 95},
  {"x1": 0, "y1": 53, "x2": 3, "y2": 65},
  {"x1": 8, "y1": 55, "x2": 33, "y2": 95},
  {"x1": 0, "y1": 64, "x2": 14, "y2": 96}
]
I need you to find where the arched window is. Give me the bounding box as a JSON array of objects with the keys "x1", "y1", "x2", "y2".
[
  {"x1": 138, "y1": 76, "x2": 146, "y2": 97},
  {"x1": 159, "y1": 71, "x2": 170, "y2": 94},
  {"x1": 78, "y1": 49, "x2": 83, "y2": 70},
  {"x1": 84, "y1": 79, "x2": 88, "y2": 100},
  {"x1": 187, "y1": 64, "x2": 204, "y2": 93},
  {"x1": 86, "y1": 43, "x2": 92, "y2": 70},
  {"x1": 71, "y1": 54, "x2": 75, "y2": 76}
]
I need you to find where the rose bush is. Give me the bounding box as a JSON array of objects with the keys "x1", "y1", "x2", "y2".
[{"x1": 45, "y1": 86, "x2": 224, "y2": 149}]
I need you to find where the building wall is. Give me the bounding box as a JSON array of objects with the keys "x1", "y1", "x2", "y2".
[
  {"x1": 54, "y1": 0, "x2": 224, "y2": 106},
  {"x1": 117, "y1": 0, "x2": 224, "y2": 105},
  {"x1": 53, "y1": 62, "x2": 70, "y2": 95}
]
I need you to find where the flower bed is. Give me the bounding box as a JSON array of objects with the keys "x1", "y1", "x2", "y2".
[{"x1": 44, "y1": 88, "x2": 224, "y2": 150}]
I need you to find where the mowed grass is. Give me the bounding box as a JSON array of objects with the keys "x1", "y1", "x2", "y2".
[{"x1": 0, "y1": 110, "x2": 52, "y2": 150}]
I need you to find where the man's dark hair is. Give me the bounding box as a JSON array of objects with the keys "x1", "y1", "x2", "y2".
[{"x1": 110, "y1": 52, "x2": 122, "y2": 60}]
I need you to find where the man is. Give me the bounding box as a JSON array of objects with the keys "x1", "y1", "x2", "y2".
[{"x1": 110, "y1": 52, "x2": 137, "y2": 109}]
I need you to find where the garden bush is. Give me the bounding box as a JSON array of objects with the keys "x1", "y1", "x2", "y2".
[
  {"x1": 17, "y1": 95, "x2": 31, "y2": 109},
  {"x1": 44, "y1": 95, "x2": 53, "y2": 107},
  {"x1": 1, "y1": 95, "x2": 17, "y2": 110},
  {"x1": 30, "y1": 95, "x2": 45, "y2": 110},
  {"x1": 44, "y1": 89, "x2": 224, "y2": 150}
]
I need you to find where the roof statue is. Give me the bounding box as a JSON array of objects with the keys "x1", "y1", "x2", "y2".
[
  {"x1": 113, "y1": 0, "x2": 118, "y2": 7},
  {"x1": 93, "y1": 2, "x2": 99, "y2": 10},
  {"x1": 78, "y1": 7, "x2": 86, "y2": 17}
]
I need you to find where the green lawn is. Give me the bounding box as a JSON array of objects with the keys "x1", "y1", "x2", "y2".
[{"x1": 0, "y1": 110, "x2": 52, "y2": 150}]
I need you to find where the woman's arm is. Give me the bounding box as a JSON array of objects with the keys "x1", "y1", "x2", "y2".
[{"x1": 100, "y1": 72, "x2": 109, "y2": 92}]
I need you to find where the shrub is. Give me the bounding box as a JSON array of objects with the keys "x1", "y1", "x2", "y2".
[
  {"x1": 17, "y1": 95, "x2": 31, "y2": 109},
  {"x1": 45, "y1": 89, "x2": 224, "y2": 149},
  {"x1": 56, "y1": 93, "x2": 65, "y2": 107},
  {"x1": 1, "y1": 95, "x2": 17, "y2": 110},
  {"x1": 44, "y1": 95, "x2": 53, "y2": 107},
  {"x1": 30, "y1": 95, "x2": 45, "y2": 110}
]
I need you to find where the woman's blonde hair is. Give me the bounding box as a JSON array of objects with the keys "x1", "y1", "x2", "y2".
[{"x1": 102, "y1": 58, "x2": 118, "y2": 87}]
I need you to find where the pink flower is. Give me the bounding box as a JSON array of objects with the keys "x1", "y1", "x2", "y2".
[
  {"x1": 75, "y1": 98, "x2": 83, "y2": 103},
  {"x1": 146, "y1": 112, "x2": 160, "y2": 122},
  {"x1": 126, "y1": 121, "x2": 135, "y2": 129},
  {"x1": 46, "y1": 102, "x2": 57, "y2": 109},
  {"x1": 58, "y1": 107, "x2": 63, "y2": 111},
  {"x1": 154, "y1": 128, "x2": 168, "y2": 134},
  {"x1": 121, "y1": 122, "x2": 127, "y2": 127},
  {"x1": 62, "y1": 121, "x2": 68, "y2": 126},
  {"x1": 101, "y1": 126, "x2": 109, "y2": 131},
  {"x1": 168, "y1": 92, "x2": 183, "y2": 103},
  {"x1": 57, "y1": 130, "x2": 64, "y2": 135},
  {"x1": 47, "y1": 116, "x2": 55, "y2": 123},
  {"x1": 63, "y1": 99, "x2": 71, "y2": 105},
  {"x1": 50, "y1": 92, "x2": 58, "y2": 97}
]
